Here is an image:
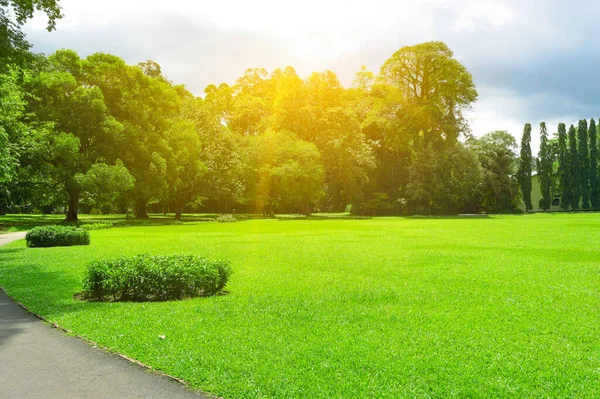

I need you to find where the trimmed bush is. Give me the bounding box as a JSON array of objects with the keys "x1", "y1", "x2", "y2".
[
  {"x1": 26, "y1": 225, "x2": 90, "y2": 248},
  {"x1": 82, "y1": 254, "x2": 232, "y2": 301},
  {"x1": 215, "y1": 214, "x2": 237, "y2": 223},
  {"x1": 80, "y1": 222, "x2": 113, "y2": 231}
]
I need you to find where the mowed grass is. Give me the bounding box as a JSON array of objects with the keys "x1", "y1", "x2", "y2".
[{"x1": 1, "y1": 214, "x2": 600, "y2": 398}]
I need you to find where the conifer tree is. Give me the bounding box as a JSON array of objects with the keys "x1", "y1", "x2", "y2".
[
  {"x1": 537, "y1": 122, "x2": 552, "y2": 211},
  {"x1": 568, "y1": 124, "x2": 581, "y2": 209},
  {"x1": 518, "y1": 123, "x2": 533, "y2": 211},
  {"x1": 558, "y1": 123, "x2": 571, "y2": 210},
  {"x1": 578, "y1": 119, "x2": 590, "y2": 209},
  {"x1": 589, "y1": 119, "x2": 599, "y2": 209}
]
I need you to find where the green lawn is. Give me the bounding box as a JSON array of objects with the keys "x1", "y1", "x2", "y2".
[{"x1": 1, "y1": 214, "x2": 599, "y2": 398}]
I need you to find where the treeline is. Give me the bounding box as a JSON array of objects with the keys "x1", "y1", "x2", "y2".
[
  {"x1": 1, "y1": 2, "x2": 528, "y2": 219},
  {"x1": 518, "y1": 119, "x2": 600, "y2": 211}
]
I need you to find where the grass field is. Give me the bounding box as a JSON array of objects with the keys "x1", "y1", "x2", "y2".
[{"x1": 1, "y1": 214, "x2": 599, "y2": 398}]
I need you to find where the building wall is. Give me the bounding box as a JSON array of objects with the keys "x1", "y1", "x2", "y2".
[{"x1": 522, "y1": 174, "x2": 562, "y2": 212}]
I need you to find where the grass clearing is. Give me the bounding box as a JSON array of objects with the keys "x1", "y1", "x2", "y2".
[{"x1": 1, "y1": 214, "x2": 599, "y2": 398}]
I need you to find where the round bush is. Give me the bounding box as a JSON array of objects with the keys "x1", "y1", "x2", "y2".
[
  {"x1": 26, "y1": 225, "x2": 90, "y2": 248},
  {"x1": 82, "y1": 254, "x2": 232, "y2": 301}
]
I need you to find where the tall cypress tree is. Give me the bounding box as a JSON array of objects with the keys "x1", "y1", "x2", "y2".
[
  {"x1": 568, "y1": 124, "x2": 581, "y2": 209},
  {"x1": 578, "y1": 119, "x2": 590, "y2": 209},
  {"x1": 537, "y1": 122, "x2": 552, "y2": 211},
  {"x1": 589, "y1": 118, "x2": 599, "y2": 209},
  {"x1": 518, "y1": 123, "x2": 533, "y2": 211},
  {"x1": 558, "y1": 123, "x2": 571, "y2": 210}
]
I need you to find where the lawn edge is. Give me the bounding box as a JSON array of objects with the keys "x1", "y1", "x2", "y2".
[{"x1": 0, "y1": 286, "x2": 218, "y2": 398}]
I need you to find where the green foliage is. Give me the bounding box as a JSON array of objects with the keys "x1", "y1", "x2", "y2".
[
  {"x1": 215, "y1": 214, "x2": 237, "y2": 223},
  {"x1": 79, "y1": 222, "x2": 113, "y2": 231},
  {"x1": 406, "y1": 144, "x2": 482, "y2": 215},
  {"x1": 25, "y1": 225, "x2": 90, "y2": 247},
  {"x1": 517, "y1": 123, "x2": 533, "y2": 211},
  {"x1": 0, "y1": 0, "x2": 62, "y2": 68},
  {"x1": 75, "y1": 161, "x2": 135, "y2": 211},
  {"x1": 248, "y1": 130, "x2": 324, "y2": 216},
  {"x1": 590, "y1": 119, "x2": 599, "y2": 209},
  {"x1": 356, "y1": 192, "x2": 394, "y2": 215},
  {"x1": 82, "y1": 254, "x2": 232, "y2": 301},
  {"x1": 568, "y1": 124, "x2": 581, "y2": 209},
  {"x1": 578, "y1": 119, "x2": 590, "y2": 209},
  {"x1": 0, "y1": 70, "x2": 26, "y2": 183},
  {"x1": 469, "y1": 131, "x2": 520, "y2": 213},
  {"x1": 557, "y1": 123, "x2": 571, "y2": 211},
  {"x1": 379, "y1": 41, "x2": 478, "y2": 145},
  {"x1": 537, "y1": 122, "x2": 552, "y2": 211}
]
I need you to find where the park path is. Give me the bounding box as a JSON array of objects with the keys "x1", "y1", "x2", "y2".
[{"x1": 0, "y1": 232, "x2": 211, "y2": 399}]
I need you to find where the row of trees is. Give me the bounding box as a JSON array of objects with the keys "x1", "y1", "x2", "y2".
[
  {"x1": 519, "y1": 119, "x2": 600, "y2": 211},
  {"x1": 1, "y1": 1, "x2": 529, "y2": 219}
]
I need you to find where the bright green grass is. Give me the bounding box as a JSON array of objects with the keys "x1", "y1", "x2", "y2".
[{"x1": 1, "y1": 214, "x2": 600, "y2": 398}]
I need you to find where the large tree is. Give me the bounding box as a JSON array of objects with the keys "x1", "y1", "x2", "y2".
[
  {"x1": 83, "y1": 54, "x2": 181, "y2": 218},
  {"x1": 589, "y1": 119, "x2": 599, "y2": 209},
  {"x1": 557, "y1": 123, "x2": 571, "y2": 211},
  {"x1": 25, "y1": 52, "x2": 124, "y2": 221},
  {"x1": 379, "y1": 41, "x2": 478, "y2": 146},
  {"x1": 517, "y1": 123, "x2": 533, "y2": 211},
  {"x1": 578, "y1": 119, "x2": 590, "y2": 209},
  {"x1": 568, "y1": 124, "x2": 580, "y2": 209},
  {"x1": 537, "y1": 122, "x2": 552, "y2": 211}
]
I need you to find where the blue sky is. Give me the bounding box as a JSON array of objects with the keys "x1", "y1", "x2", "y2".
[{"x1": 22, "y1": 0, "x2": 600, "y2": 151}]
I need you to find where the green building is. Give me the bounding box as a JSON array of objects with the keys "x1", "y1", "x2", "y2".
[{"x1": 520, "y1": 174, "x2": 562, "y2": 212}]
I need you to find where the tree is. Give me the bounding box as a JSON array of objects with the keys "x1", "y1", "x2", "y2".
[
  {"x1": 557, "y1": 123, "x2": 571, "y2": 211},
  {"x1": 568, "y1": 124, "x2": 580, "y2": 209},
  {"x1": 248, "y1": 130, "x2": 324, "y2": 216},
  {"x1": 517, "y1": 123, "x2": 533, "y2": 211},
  {"x1": 589, "y1": 119, "x2": 599, "y2": 209},
  {"x1": 379, "y1": 41, "x2": 478, "y2": 145},
  {"x1": 83, "y1": 53, "x2": 181, "y2": 218},
  {"x1": 0, "y1": 0, "x2": 62, "y2": 68},
  {"x1": 537, "y1": 122, "x2": 552, "y2": 211},
  {"x1": 165, "y1": 119, "x2": 206, "y2": 220},
  {"x1": 75, "y1": 161, "x2": 134, "y2": 214},
  {"x1": 25, "y1": 52, "x2": 124, "y2": 221},
  {"x1": 468, "y1": 131, "x2": 520, "y2": 213},
  {"x1": 578, "y1": 119, "x2": 590, "y2": 209},
  {"x1": 0, "y1": 70, "x2": 25, "y2": 185}
]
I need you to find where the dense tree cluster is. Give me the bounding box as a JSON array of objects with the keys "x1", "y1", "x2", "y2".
[
  {"x1": 0, "y1": 5, "x2": 529, "y2": 218},
  {"x1": 519, "y1": 119, "x2": 600, "y2": 211}
]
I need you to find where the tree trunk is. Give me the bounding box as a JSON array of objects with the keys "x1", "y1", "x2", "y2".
[
  {"x1": 65, "y1": 190, "x2": 79, "y2": 222},
  {"x1": 135, "y1": 198, "x2": 149, "y2": 219},
  {"x1": 174, "y1": 201, "x2": 183, "y2": 220}
]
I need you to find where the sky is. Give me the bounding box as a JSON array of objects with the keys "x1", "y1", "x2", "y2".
[{"x1": 22, "y1": 0, "x2": 600, "y2": 151}]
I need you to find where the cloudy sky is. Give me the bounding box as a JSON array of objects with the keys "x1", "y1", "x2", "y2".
[{"x1": 22, "y1": 0, "x2": 600, "y2": 150}]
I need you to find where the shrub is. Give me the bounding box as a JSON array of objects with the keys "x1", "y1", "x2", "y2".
[
  {"x1": 80, "y1": 222, "x2": 113, "y2": 231},
  {"x1": 82, "y1": 254, "x2": 232, "y2": 301},
  {"x1": 26, "y1": 225, "x2": 90, "y2": 248},
  {"x1": 215, "y1": 214, "x2": 237, "y2": 223}
]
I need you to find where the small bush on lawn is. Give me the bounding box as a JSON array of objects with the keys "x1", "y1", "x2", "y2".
[
  {"x1": 26, "y1": 225, "x2": 90, "y2": 248},
  {"x1": 80, "y1": 222, "x2": 113, "y2": 231},
  {"x1": 215, "y1": 214, "x2": 237, "y2": 223},
  {"x1": 82, "y1": 254, "x2": 232, "y2": 301}
]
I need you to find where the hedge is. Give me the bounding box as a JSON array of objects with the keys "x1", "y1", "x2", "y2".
[
  {"x1": 26, "y1": 225, "x2": 90, "y2": 248},
  {"x1": 82, "y1": 254, "x2": 232, "y2": 301}
]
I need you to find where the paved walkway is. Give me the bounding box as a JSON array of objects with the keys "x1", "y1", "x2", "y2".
[{"x1": 0, "y1": 232, "x2": 210, "y2": 399}]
